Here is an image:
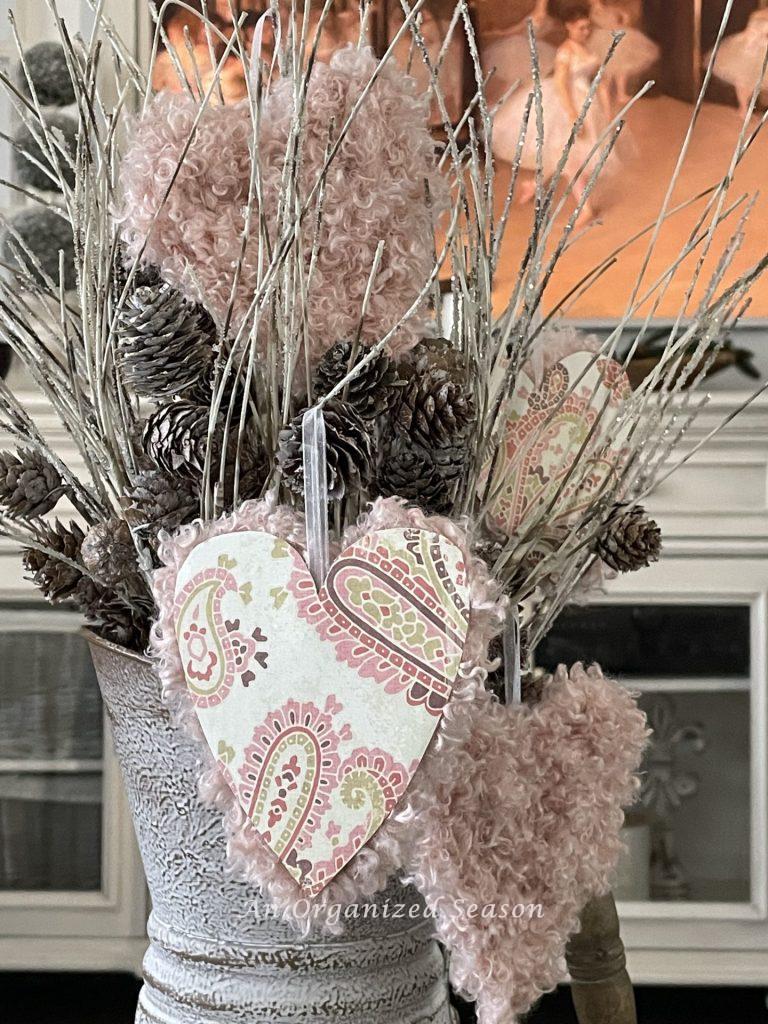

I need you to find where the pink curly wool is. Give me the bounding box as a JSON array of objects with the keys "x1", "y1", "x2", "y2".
[
  {"x1": 404, "y1": 663, "x2": 648, "y2": 1023},
  {"x1": 151, "y1": 497, "x2": 647, "y2": 1021},
  {"x1": 117, "y1": 48, "x2": 445, "y2": 364}
]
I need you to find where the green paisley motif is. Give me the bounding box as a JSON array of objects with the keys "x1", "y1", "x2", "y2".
[
  {"x1": 379, "y1": 533, "x2": 466, "y2": 637},
  {"x1": 252, "y1": 732, "x2": 319, "y2": 857},
  {"x1": 340, "y1": 768, "x2": 385, "y2": 839},
  {"x1": 414, "y1": 532, "x2": 467, "y2": 636},
  {"x1": 345, "y1": 577, "x2": 442, "y2": 657}
]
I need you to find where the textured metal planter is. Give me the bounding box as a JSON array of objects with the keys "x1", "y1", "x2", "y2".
[{"x1": 88, "y1": 634, "x2": 454, "y2": 1024}]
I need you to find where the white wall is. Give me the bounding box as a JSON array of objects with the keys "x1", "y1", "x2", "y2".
[{"x1": 13, "y1": 1, "x2": 94, "y2": 44}]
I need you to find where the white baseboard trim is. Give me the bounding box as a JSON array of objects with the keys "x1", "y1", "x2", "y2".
[
  {"x1": 0, "y1": 937, "x2": 146, "y2": 976},
  {"x1": 624, "y1": 948, "x2": 768, "y2": 986}
]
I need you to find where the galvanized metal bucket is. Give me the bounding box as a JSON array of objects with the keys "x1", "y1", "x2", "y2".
[{"x1": 88, "y1": 634, "x2": 454, "y2": 1024}]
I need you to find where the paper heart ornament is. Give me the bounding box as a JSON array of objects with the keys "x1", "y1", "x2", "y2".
[
  {"x1": 485, "y1": 349, "x2": 631, "y2": 539},
  {"x1": 170, "y1": 527, "x2": 470, "y2": 894}
]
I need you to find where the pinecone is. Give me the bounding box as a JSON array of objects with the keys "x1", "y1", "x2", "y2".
[
  {"x1": 124, "y1": 468, "x2": 199, "y2": 532},
  {"x1": 594, "y1": 503, "x2": 662, "y2": 573},
  {"x1": 0, "y1": 448, "x2": 68, "y2": 518},
  {"x1": 377, "y1": 338, "x2": 471, "y2": 511},
  {"x1": 392, "y1": 345, "x2": 476, "y2": 451},
  {"x1": 405, "y1": 337, "x2": 469, "y2": 376},
  {"x1": 377, "y1": 439, "x2": 462, "y2": 514},
  {"x1": 23, "y1": 521, "x2": 85, "y2": 601},
  {"x1": 142, "y1": 401, "x2": 213, "y2": 478},
  {"x1": 313, "y1": 341, "x2": 399, "y2": 422},
  {"x1": 112, "y1": 253, "x2": 162, "y2": 301},
  {"x1": 74, "y1": 577, "x2": 150, "y2": 650},
  {"x1": 116, "y1": 284, "x2": 214, "y2": 399},
  {"x1": 134, "y1": 263, "x2": 164, "y2": 290},
  {"x1": 95, "y1": 603, "x2": 150, "y2": 650},
  {"x1": 80, "y1": 518, "x2": 143, "y2": 592},
  {"x1": 184, "y1": 370, "x2": 241, "y2": 409},
  {"x1": 278, "y1": 399, "x2": 374, "y2": 500}
]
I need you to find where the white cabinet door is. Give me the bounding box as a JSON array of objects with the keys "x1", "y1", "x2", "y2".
[
  {"x1": 539, "y1": 554, "x2": 768, "y2": 984},
  {"x1": 0, "y1": 608, "x2": 147, "y2": 972}
]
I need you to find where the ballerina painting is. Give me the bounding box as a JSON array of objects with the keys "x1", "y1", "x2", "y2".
[
  {"x1": 708, "y1": 8, "x2": 768, "y2": 118},
  {"x1": 491, "y1": 1, "x2": 614, "y2": 225},
  {"x1": 481, "y1": 0, "x2": 557, "y2": 105},
  {"x1": 589, "y1": 0, "x2": 659, "y2": 107},
  {"x1": 147, "y1": 1, "x2": 768, "y2": 318}
]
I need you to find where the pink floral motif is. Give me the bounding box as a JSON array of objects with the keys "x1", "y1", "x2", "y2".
[
  {"x1": 237, "y1": 697, "x2": 351, "y2": 873},
  {"x1": 173, "y1": 566, "x2": 240, "y2": 708},
  {"x1": 266, "y1": 753, "x2": 302, "y2": 829},
  {"x1": 597, "y1": 356, "x2": 632, "y2": 405},
  {"x1": 325, "y1": 820, "x2": 342, "y2": 840},
  {"x1": 224, "y1": 618, "x2": 269, "y2": 686},
  {"x1": 182, "y1": 621, "x2": 218, "y2": 683}
]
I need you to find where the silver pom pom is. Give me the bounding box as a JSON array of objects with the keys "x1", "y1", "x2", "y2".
[
  {"x1": 17, "y1": 42, "x2": 76, "y2": 107},
  {"x1": 13, "y1": 111, "x2": 77, "y2": 192},
  {"x1": 2, "y1": 208, "x2": 76, "y2": 290}
]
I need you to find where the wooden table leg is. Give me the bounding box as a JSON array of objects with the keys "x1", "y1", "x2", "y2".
[{"x1": 565, "y1": 893, "x2": 637, "y2": 1024}]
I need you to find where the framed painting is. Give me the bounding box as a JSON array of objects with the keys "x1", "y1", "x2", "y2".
[{"x1": 146, "y1": 0, "x2": 768, "y2": 385}]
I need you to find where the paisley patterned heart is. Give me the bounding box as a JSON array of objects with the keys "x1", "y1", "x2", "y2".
[
  {"x1": 171, "y1": 527, "x2": 470, "y2": 894},
  {"x1": 485, "y1": 349, "x2": 631, "y2": 540}
]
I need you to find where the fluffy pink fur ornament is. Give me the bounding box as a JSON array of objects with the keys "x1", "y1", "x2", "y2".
[
  {"x1": 152, "y1": 497, "x2": 647, "y2": 1023},
  {"x1": 117, "y1": 48, "x2": 445, "y2": 365},
  {"x1": 406, "y1": 662, "x2": 647, "y2": 1023}
]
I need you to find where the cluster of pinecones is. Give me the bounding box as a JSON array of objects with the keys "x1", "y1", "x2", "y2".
[
  {"x1": 0, "y1": 274, "x2": 247, "y2": 648},
  {"x1": 116, "y1": 276, "x2": 269, "y2": 526},
  {"x1": 116, "y1": 283, "x2": 480, "y2": 522},
  {"x1": 278, "y1": 337, "x2": 477, "y2": 514},
  {"x1": 23, "y1": 520, "x2": 151, "y2": 648},
  {"x1": 116, "y1": 287, "x2": 478, "y2": 519},
  {"x1": 1, "y1": 267, "x2": 663, "y2": 652},
  {"x1": 0, "y1": 447, "x2": 149, "y2": 647}
]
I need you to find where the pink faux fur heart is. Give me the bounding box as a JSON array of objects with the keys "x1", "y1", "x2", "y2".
[
  {"x1": 117, "y1": 48, "x2": 446, "y2": 366},
  {"x1": 404, "y1": 662, "x2": 648, "y2": 1024}
]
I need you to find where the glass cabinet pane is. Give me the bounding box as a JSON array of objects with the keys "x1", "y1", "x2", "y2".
[
  {"x1": 0, "y1": 629, "x2": 102, "y2": 758},
  {"x1": 0, "y1": 618, "x2": 102, "y2": 891},
  {"x1": 631, "y1": 690, "x2": 751, "y2": 903},
  {"x1": 0, "y1": 772, "x2": 102, "y2": 891}
]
